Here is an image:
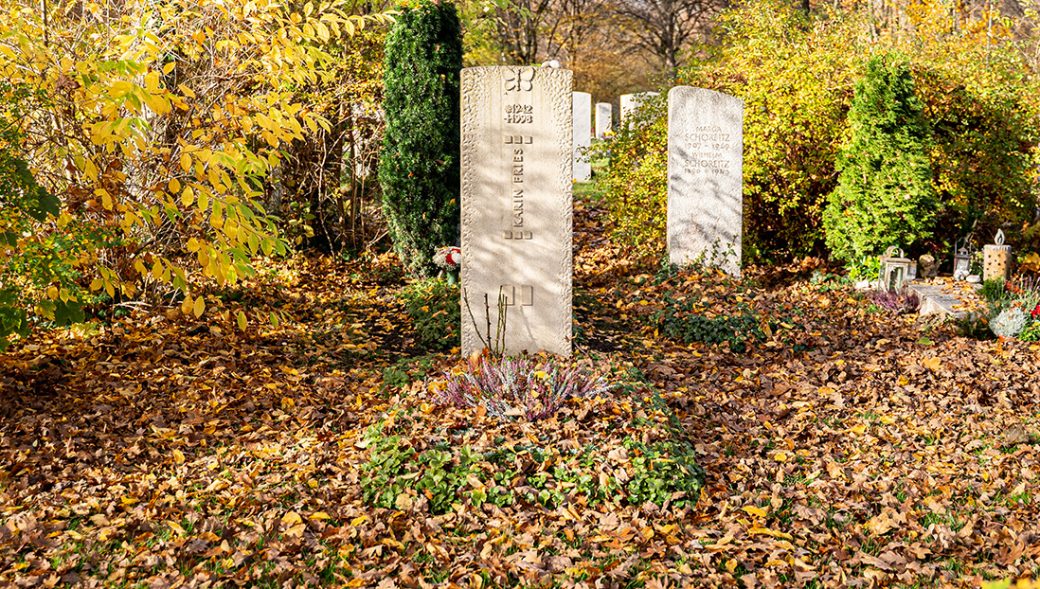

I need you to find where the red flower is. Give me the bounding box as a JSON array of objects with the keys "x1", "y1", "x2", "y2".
[{"x1": 1032, "y1": 304, "x2": 1040, "y2": 319}]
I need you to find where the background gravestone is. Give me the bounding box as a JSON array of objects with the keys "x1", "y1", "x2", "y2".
[
  {"x1": 619, "y1": 91, "x2": 658, "y2": 125},
  {"x1": 460, "y1": 66, "x2": 573, "y2": 357},
  {"x1": 595, "y1": 102, "x2": 612, "y2": 139},
  {"x1": 573, "y1": 92, "x2": 592, "y2": 181},
  {"x1": 667, "y1": 86, "x2": 744, "y2": 276}
]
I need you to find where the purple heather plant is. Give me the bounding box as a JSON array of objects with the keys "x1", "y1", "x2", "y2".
[
  {"x1": 435, "y1": 356, "x2": 611, "y2": 421},
  {"x1": 868, "y1": 288, "x2": 920, "y2": 315}
]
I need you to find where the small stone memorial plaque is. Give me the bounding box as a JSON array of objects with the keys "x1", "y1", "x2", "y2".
[
  {"x1": 460, "y1": 66, "x2": 573, "y2": 356},
  {"x1": 666, "y1": 86, "x2": 744, "y2": 276}
]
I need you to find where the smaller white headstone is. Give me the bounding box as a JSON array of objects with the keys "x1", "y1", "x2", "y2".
[
  {"x1": 572, "y1": 92, "x2": 592, "y2": 181},
  {"x1": 667, "y1": 86, "x2": 743, "y2": 276},
  {"x1": 619, "y1": 91, "x2": 659, "y2": 125},
  {"x1": 595, "y1": 102, "x2": 612, "y2": 139}
]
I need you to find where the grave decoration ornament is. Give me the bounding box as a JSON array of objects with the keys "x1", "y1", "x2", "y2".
[
  {"x1": 953, "y1": 239, "x2": 972, "y2": 281},
  {"x1": 879, "y1": 247, "x2": 913, "y2": 291},
  {"x1": 434, "y1": 246, "x2": 461, "y2": 283},
  {"x1": 506, "y1": 68, "x2": 535, "y2": 91},
  {"x1": 983, "y1": 229, "x2": 1012, "y2": 283},
  {"x1": 434, "y1": 246, "x2": 461, "y2": 269},
  {"x1": 918, "y1": 254, "x2": 939, "y2": 279}
]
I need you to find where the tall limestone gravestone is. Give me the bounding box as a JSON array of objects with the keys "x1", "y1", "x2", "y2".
[
  {"x1": 572, "y1": 92, "x2": 592, "y2": 181},
  {"x1": 595, "y1": 102, "x2": 612, "y2": 139},
  {"x1": 460, "y1": 66, "x2": 573, "y2": 357},
  {"x1": 667, "y1": 86, "x2": 744, "y2": 276},
  {"x1": 619, "y1": 91, "x2": 658, "y2": 125}
]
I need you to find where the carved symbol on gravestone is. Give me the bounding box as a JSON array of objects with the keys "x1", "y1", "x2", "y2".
[
  {"x1": 504, "y1": 135, "x2": 533, "y2": 144},
  {"x1": 503, "y1": 230, "x2": 533, "y2": 240},
  {"x1": 500, "y1": 285, "x2": 534, "y2": 306},
  {"x1": 505, "y1": 68, "x2": 535, "y2": 92}
]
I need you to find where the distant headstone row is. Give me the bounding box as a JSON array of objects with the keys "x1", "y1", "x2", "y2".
[
  {"x1": 595, "y1": 102, "x2": 612, "y2": 138},
  {"x1": 461, "y1": 67, "x2": 743, "y2": 356}
]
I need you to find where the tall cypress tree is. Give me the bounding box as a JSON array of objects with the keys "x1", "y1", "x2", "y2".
[
  {"x1": 823, "y1": 53, "x2": 939, "y2": 267},
  {"x1": 378, "y1": 0, "x2": 462, "y2": 277}
]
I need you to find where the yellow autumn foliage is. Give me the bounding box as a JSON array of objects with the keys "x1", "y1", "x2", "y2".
[{"x1": 0, "y1": 0, "x2": 389, "y2": 319}]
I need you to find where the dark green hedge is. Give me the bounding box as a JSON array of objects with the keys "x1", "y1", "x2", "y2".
[{"x1": 378, "y1": 1, "x2": 462, "y2": 277}]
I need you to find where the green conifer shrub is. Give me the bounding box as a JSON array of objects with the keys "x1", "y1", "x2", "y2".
[
  {"x1": 823, "y1": 54, "x2": 940, "y2": 271},
  {"x1": 378, "y1": 1, "x2": 462, "y2": 277}
]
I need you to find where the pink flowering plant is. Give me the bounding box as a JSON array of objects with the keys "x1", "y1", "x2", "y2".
[{"x1": 433, "y1": 355, "x2": 611, "y2": 421}]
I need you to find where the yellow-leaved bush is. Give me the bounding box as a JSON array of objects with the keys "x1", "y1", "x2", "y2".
[
  {"x1": 600, "y1": 0, "x2": 1038, "y2": 266},
  {"x1": 0, "y1": 0, "x2": 388, "y2": 340}
]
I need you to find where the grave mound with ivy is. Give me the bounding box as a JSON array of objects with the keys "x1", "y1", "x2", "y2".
[
  {"x1": 359, "y1": 366, "x2": 704, "y2": 516},
  {"x1": 635, "y1": 263, "x2": 806, "y2": 353}
]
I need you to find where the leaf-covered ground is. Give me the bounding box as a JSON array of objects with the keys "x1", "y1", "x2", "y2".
[{"x1": 2, "y1": 193, "x2": 1040, "y2": 588}]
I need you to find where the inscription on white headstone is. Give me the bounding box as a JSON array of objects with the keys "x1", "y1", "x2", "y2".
[
  {"x1": 461, "y1": 66, "x2": 573, "y2": 356},
  {"x1": 595, "y1": 102, "x2": 612, "y2": 139},
  {"x1": 667, "y1": 86, "x2": 743, "y2": 276}
]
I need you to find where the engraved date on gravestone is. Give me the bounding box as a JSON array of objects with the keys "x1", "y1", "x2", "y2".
[
  {"x1": 688, "y1": 125, "x2": 733, "y2": 176},
  {"x1": 505, "y1": 104, "x2": 534, "y2": 124}
]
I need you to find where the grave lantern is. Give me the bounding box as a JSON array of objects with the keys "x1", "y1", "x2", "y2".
[
  {"x1": 879, "y1": 246, "x2": 913, "y2": 291},
  {"x1": 983, "y1": 230, "x2": 1013, "y2": 283},
  {"x1": 953, "y1": 242, "x2": 972, "y2": 281}
]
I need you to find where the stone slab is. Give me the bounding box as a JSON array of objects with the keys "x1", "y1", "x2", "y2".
[
  {"x1": 460, "y1": 66, "x2": 573, "y2": 357},
  {"x1": 572, "y1": 92, "x2": 591, "y2": 181},
  {"x1": 595, "y1": 102, "x2": 612, "y2": 139},
  {"x1": 666, "y1": 86, "x2": 743, "y2": 276},
  {"x1": 907, "y1": 283, "x2": 970, "y2": 319},
  {"x1": 619, "y1": 91, "x2": 658, "y2": 125}
]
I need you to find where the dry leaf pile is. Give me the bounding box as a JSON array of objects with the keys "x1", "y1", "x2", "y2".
[{"x1": 1, "y1": 196, "x2": 1039, "y2": 587}]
